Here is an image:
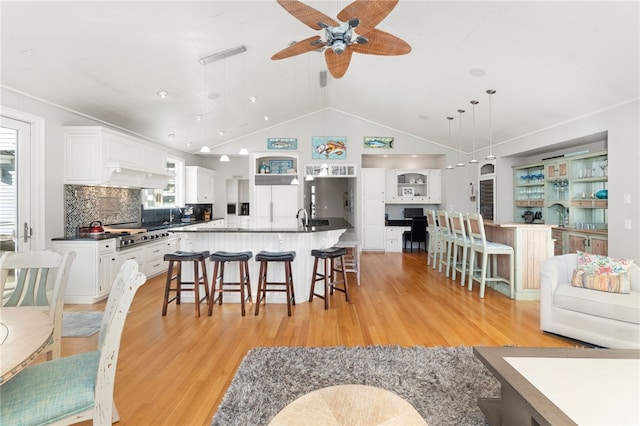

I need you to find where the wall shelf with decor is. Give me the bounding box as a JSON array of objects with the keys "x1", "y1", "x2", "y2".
[
  {"x1": 384, "y1": 169, "x2": 441, "y2": 204},
  {"x1": 304, "y1": 163, "x2": 357, "y2": 178},
  {"x1": 252, "y1": 152, "x2": 299, "y2": 186}
]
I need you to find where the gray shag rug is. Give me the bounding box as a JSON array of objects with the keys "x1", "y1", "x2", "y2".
[
  {"x1": 61, "y1": 311, "x2": 103, "y2": 337},
  {"x1": 211, "y1": 346, "x2": 500, "y2": 426}
]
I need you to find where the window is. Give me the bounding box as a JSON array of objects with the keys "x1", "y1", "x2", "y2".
[{"x1": 142, "y1": 156, "x2": 184, "y2": 208}]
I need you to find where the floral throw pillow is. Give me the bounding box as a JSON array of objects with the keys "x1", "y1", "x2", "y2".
[{"x1": 572, "y1": 251, "x2": 634, "y2": 293}]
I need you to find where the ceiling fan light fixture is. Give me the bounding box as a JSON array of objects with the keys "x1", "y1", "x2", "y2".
[{"x1": 157, "y1": 90, "x2": 168, "y2": 99}]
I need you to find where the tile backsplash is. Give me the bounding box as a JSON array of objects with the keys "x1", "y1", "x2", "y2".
[{"x1": 64, "y1": 185, "x2": 141, "y2": 236}]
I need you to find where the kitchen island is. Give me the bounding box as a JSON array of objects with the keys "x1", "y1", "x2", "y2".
[{"x1": 170, "y1": 218, "x2": 351, "y2": 305}]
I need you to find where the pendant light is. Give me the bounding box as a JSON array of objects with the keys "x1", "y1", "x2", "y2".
[
  {"x1": 456, "y1": 109, "x2": 465, "y2": 167},
  {"x1": 485, "y1": 89, "x2": 496, "y2": 161},
  {"x1": 219, "y1": 154, "x2": 230, "y2": 162},
  {"x1": 200, "y1": 145, "x2": 211, "y2": 153},
  {"x1": 445, "y1": 116, "x2": 454, "y2": 170},
  {"x1": 469, "y1": 100, "x2": 479, "y2": 164},
  {"x1": 238, "y1": 147, "x2": 249, "y2": 155}
]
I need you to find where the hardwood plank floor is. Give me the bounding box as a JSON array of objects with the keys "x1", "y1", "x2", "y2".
[{"x1": 62, "y1": 251, "x2": 576, "y2": 425}]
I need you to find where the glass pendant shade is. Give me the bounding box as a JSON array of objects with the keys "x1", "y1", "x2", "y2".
[
  {"x1": 486, "y1": 89, "x2": 496, "y2": 161},
  {"x1": 469, "y1": 100, "x2": 479, "y2": 163}
]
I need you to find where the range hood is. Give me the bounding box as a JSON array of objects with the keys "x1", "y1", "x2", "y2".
[{"x1": 104, "y1": 162, "x2": 173, "y2": 188}]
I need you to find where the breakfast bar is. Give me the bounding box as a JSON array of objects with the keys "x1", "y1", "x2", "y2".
[
  {"x1": 483, "y1": 222, "x2": 555, "y2": 300},
  {"x1": 170, "y1": 219, "x2": 350, "y2": 304}
]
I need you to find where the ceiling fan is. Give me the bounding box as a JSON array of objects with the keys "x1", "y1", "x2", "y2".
[{"x1": 271, "y1": 0, "x2": 411, "y2": 79}]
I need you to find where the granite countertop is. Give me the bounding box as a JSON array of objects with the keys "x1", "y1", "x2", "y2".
[
  {"x1": 52, "y1": 218, "x2": 224, "y2": 241},
  {"x1": 170, "y1": 217, "x2": 352, "y2": 234}
]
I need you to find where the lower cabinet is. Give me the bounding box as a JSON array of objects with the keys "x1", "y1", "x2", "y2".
[
  {"x1": 53, "y1": 239, "x2": 117, "y2": 304},
  {"x1": 54, "y1": 236, "x2": 178, "y2": 304},
  {"x1": 385, "y1": 226, "x2": 410, "y2": 252},
  {"x1": 566, "y1": 231, "x2": 608, "y2": 255}
]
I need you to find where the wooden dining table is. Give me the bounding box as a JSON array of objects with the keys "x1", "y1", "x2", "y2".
[{"x1": 0, "y1": 307, "x2": 53, "y2": 385}]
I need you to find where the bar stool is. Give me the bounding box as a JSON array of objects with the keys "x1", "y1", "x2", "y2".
[
  {"x1": 254, "y1": 251, "x2": 296, "y2": 316},
  {"x1": 208, "y1": 251, "x2": 253, "y2": 316},
  {"x1": 309, "y1": 247, "x2": 349, "y2": 310},
  {"x1": 436, "y1": 210, "x2": 454, "y2": 276},
  {"x1": 162, "y1": 250, "x2": 210, "y2": 317},
  {"x1": 449, "y1": 212, "x2": 472, "y2": 286},
  {"x1": 426, "y1": 210, "x2": 439, "y2": 268},
  {"x1": 335, "y1": 232, "x2": 361, "y2": 286},
  {"x1": 466, "y1": 213, "x2": 514, "y2": 299}
]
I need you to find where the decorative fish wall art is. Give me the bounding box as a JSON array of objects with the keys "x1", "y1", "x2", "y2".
[{"x1": 363, "y1": 137, "x2": 394, "y2": 149}]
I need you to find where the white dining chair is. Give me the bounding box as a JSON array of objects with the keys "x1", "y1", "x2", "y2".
[
  {"x1": 0, "y1": 259, "x2": 146, "y2": 425},
  {"x1": 466, "y1": 213, "x2": 514, "y2": 299},
  {"x1": 0, "y1": 250, "x2": 76, "y2": 360}
]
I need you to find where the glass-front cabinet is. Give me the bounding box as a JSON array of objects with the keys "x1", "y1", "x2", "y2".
[
  {"x1": 252, "y1": 152, "x2": 299, "y2": 186},
  {"x1": 512, "y1": 150, "x2": 608, "y2": 255}
]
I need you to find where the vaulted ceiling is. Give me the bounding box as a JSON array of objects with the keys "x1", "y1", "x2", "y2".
[{"x1": 1, "y1": 1, "x2": 638, "y2": 155}]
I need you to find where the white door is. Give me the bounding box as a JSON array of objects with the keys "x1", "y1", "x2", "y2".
[{"x1": 0, "y1": 116, "x2": 32, "y2": 253}]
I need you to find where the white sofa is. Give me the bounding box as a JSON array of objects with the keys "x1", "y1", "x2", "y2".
[{"x1": 540, "y1": 253, "x2": 640, "y2": 349}]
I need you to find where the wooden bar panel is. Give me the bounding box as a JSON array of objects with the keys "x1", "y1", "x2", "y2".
[{"x1": 483, "y1": 223, "x2": 554, "y2": 300}]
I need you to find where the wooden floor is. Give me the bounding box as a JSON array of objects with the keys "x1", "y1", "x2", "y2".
[{"x1": 62, "y1": 251, "x2": 576, "y2": 425}]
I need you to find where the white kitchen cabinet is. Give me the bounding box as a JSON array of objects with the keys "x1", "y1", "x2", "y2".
[
  {"x1": 63, "y1": 126, "x2": 172, "y2": 188},
  {"x1": 254, "y1": 185, "x2": 298, "y2": 229},
  {"x1": 185, "y1": 166, "x2": 215, "y2": 203},
  {"x1": 362, "y1": 168, "x2": 386, "y2": 199},
  {"x1": 385, "y1": 226, "x2": 410, "y2": 252},
  {"x1": 385, "y1": 169, "x2": 442, "y2": 204},
  {"x1": 53, "y1": 239, "x2": 117, "y2": 304},
  {"x1": 361, "y1": 168, "x2": 386, "y2": 251}
]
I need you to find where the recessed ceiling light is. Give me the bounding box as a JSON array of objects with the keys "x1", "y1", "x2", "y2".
[
  {"x1": 249, "y1": 96, "x2": 257, "y2": 103},
  {"x1": 469, "y1": 67, "x2": 486, "y2": 77},
  {"x1": 219, "y1": 130, "x2": 225, "y2": 136},
  {"x1": 187, "y1": 142, "x2": 192, "y2": 147},
  {"x1": 195, "y1": 114, "x2": 203, "y2": 121},
  {"x1": 157, "y1": 90, "x2": 168, "y2": 98},
  {"x1": 264, "y1": 115, "x2": 269, "y2": 121}
]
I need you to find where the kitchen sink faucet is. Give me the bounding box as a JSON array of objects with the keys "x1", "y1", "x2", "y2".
[{"x1": 296, "y1": 208, "x2": 309, "y2": 228}]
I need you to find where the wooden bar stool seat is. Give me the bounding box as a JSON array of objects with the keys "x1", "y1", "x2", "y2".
[
  {"x1": 162, "y1": 250, "x2": 210, "y2": 317},
  {"x1": 254, "y1": 251, "x2": 296, "y2": 316},
  {"x1": 309, "y1": 247, "x2": 349, "y2": 310},
  {"x1": 208, "y1": 251, "x2": 253, "y2": 316}
]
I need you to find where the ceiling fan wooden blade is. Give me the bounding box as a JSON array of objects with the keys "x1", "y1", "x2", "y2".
[
  {"x1": 337, "y1": 0, "x2": 399, "y2": 35},
  {"x1": 276, "y1": 0, "x2": 338, "y2": 30},
  {"x1": 325, "y1": 48, "x2": 353, "y2": 79},
  {"x1": 351, "y1": 28, "x2": 411, "y2": 56},
  {"x1": 271, "y1": 36, "x2": 323, "y2": 60}
]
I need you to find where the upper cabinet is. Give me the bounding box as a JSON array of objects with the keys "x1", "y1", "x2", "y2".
[
  {"x1": 185, "y1": 166, "x2": 215, "y2": 203},
  {"x1": 63, "y1": 126, "x2": 172, "y2": 188},
  {"x1": 385, "y1": 169, "x2": 441, "y2": 204}
]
